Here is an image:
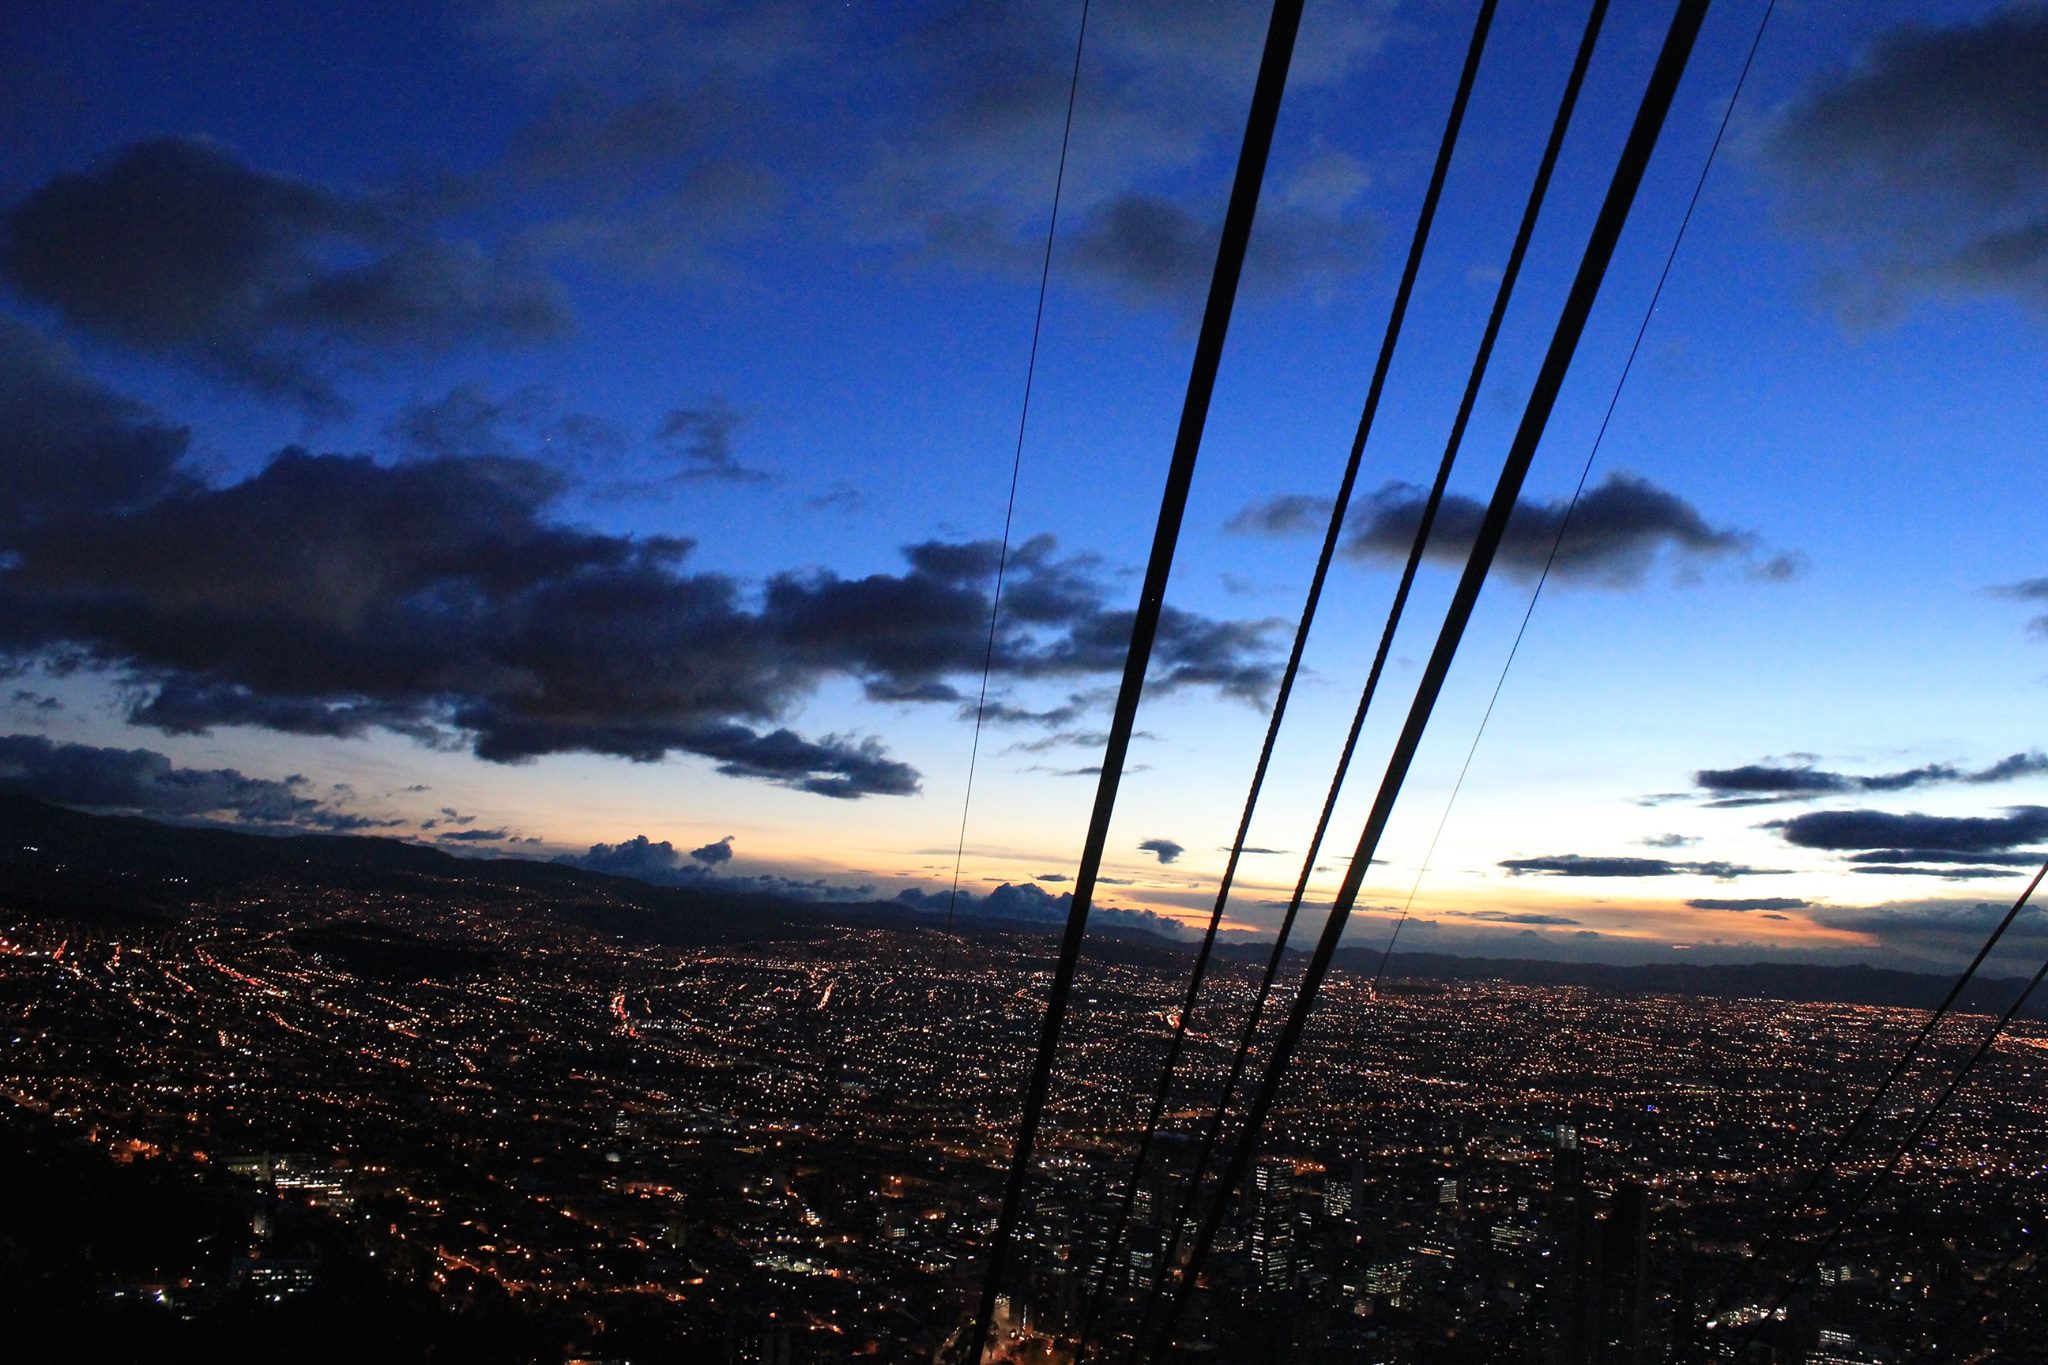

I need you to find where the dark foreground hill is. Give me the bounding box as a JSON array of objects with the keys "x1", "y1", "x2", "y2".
[
  {"x1": 0, "y1": 792, "x2": 873, "y2": 946},
  {"x1": 2, "y1": 793, "x2": 2037, "y2": 1015}
]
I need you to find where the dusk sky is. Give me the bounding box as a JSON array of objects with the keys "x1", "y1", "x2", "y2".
[{"x1": 4, "y1": 0, "x2": 2045, "y2": 973}]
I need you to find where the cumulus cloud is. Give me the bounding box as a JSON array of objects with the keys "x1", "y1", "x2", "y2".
[
  {"x1": 560, "y1": 832, "x2": 862, "y2": 900},
  {"x1": 1763, "y1": 5, "x2": 2048, "y2": 316},
  {"x1": 2, "y1": 138, "x2": 568, "y2": 414},
  {"x1": 1139, "y1": 837, "x2": 1185, "y2": 865},
  {"x1": 0, "y1": 731, "x2": 392, "y2": 831},
  {"x1": 894, "y1": 879, "x2": 1192, "y2": 938},
  {"x1": 1498, "y1": 854, "x2": 1785, "y2": 880},
  {"x1": 565, "y1": 835, "x2": 687, "y2": 880},
  {"x1": 690, "y1": 835, "x2": 736, "y2": 865},
  {"x1": 1696, "y1": 752, "x2": 2048, "y2": 806},
  {"x1": 1229, "y1": 473, "x2": 1779, "y2": 587}
]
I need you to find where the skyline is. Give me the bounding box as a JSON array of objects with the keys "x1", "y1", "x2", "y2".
[{"x1": 4, "y1": 0, "x2": 2047, "y2": 971}]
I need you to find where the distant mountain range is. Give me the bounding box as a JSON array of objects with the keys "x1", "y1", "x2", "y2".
[{"x1": 2, "y1": 793, "x2": 2038, "y2": 1016}]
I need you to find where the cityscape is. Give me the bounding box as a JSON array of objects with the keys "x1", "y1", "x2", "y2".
[
  {"x1": 4, "y1": 800, "x2": 2043, "y2": 1362},
  {"x1": 7, "y1": 1, "x2": 2048, "y2": 1362}
]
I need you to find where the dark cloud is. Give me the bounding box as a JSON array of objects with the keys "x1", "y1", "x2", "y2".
[
  {"x1": 856, "y1": 2, "x2": 1388, "y2": 305},
  {"x1": 807, "y1": 483, "x2": 863, "y2": 513},
  {"x1": 1231, "y1": 474, "x2": 1774, "y2": 587},
  {"x1": 690, "y1": 835, "x2": 736, "y2": 866},
  {"x1": 1034, "y1": 872, "x2": 1070, "y2": 883},
  {"x1": 10, "y1": 691, "x2": 61, "y2": 712},
  {"x1": 1815, "y1": 896, "x2": 2048, "y2": 952},
  {"x1": 977, "y1": 696, "x2": 1091, "y2": 729},
  {"x1": 0, "y1": 318, "x2": 194, "y2": 535},
  {"x1": 764, "y1": 533, "x2": 1276, "y2": 705},
  {"x1": 1993, "y1": 578, "x2": 2048, "y2": 639},
  {"x1": 1844, "y1": 849, "x2": 2046, "y2": 867},
  {"x1": 653, "y1": 399, "x2": 767, "y2": 485},
  {"x1": 129, "y1": 681, "x2": 448, "y2": 747},
  {"x1": 927, "y1": 880, "x2": 1067, "y2": 922},
  {"x1": 1686, "y1": 897, "x2": 1811, "y2": 912},
  {"x1": 1349, "y1": 474, "x2": 1756, "y2": 586},
  {"x1": 1764, "y1": 6, "x2": 2048, "y2": 315},
  {"x1": 387, "y1": 384, "x2": 624, "y2": 466},
  {"x1": 1139, "y1": 838, "x2": 1185, "y2": 865},
  {"x1": 0, "y1": 732, "x2": 390, "y2": 831},
  {"x1": 1227, "y1": 845, "x2": 1288, "y2": 856},
  {"x1": 1066, "y1": 195, "x2": 1210, "y2": 300},
  {"x1": 438, "y1": 827, "x2": 511, "y2": 843},
  {"x1": 1224, "y1": 493, "x2": 1329, "y2": 537},
  {"x1": 666, "y1": 726, "x2": 919, "y2": 800},
  {"x1": 478, "y1": 0, "x2": 1388, "y2": 304},
  {"x1": 565, "y1": 835, "x2": 688, "y2": 880},
  {"x1": 1772, "y1": 806, "x2": 2048, "y2": 854},
  {"x1": 1, "y1": 138, "x2": 567, "y2": 414},
  {"x1": 474, "y1": 0, "x2": 805, "y2": 279},
  {"x1": 1851, "y1": 865, "x2": 2023, "y2": 881},
  {"x1": 1001, "y1": 728, "x2": 1113, "y2": 755},
  {"x1": 1639, "y1": 833, "x2": 1699, "y2": 849},
  {"x1": 1770, "y1": 806, "x2": 2048, "y2": 881},
  {"x1": 1696, "y1": 764, "x2": 1851, "y2": 799},
  {"x1": 1062, "y1": 191, "x2": 1377, "y2": 303},
  {"x1": 895, "y1": 880, "x2": 1192, "y2": 938},
  {"x1": 1463, "y1": 910, "x2": 1580, "y2": 926},
  {"x1": 560, "y1": 832, "x2": 860, "y2": 900},
  {"x1": 1696, "y1": 752, "x2": 2048, "y2": 805},
  {"x1": 1499, "y1": 854, "x2": 1784, "y2": 879},
  {"x1": 0, "y1": 412, "x2": 1272, "y2": 794}
]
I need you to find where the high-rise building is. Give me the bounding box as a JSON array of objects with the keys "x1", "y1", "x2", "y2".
[
  {"x1": 1595, "y1": 1181, "x2": 1651, "y2": 1365},
  {"x1": 1251, "y1": 1159, "x2": 1294, "y2": 1295}
]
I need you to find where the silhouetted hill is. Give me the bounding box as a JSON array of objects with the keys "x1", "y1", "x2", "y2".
[
  {"x1": 2, "y1": 794, "x2": 2035, "y2": 1014},
  {"x1": 0, "y1": 792, "x2": 843, "y2": 944}
]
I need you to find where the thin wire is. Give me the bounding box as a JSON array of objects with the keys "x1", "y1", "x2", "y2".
[
  {"x1": 1907, "y1": 1249, "x2": 2042, "y2": 1365},
  {"x1": 945, "y1": 0, "x2": 1093, "y2": 938},
  {"x1": 1376, "y1": 0, "x2": 1780, "y2": 995},
  {"x1": 958, "y1": 3, "x2": 1307, "y2": 1360},
  {"x1": 1106, "y1": 0, "x2": 1608, "y2": 1346},
  {"x1": 1136, "y1": 6, "x2": 1715, "y2": 1357},
  {"x1": 1073, "y1": 0, "x2": 1505, "y2": 1345},
  {"x1": 1705, "y1": 858, "x2": 2046, "y2": 1330},
  {"x1": 1723, "y1": 860, "x2": 2048, "y2": 1358}
]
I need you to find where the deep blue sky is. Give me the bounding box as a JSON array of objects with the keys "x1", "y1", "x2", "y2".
[{"x1": 3, "y1": 0, "x2": 2045, "y2": 971}]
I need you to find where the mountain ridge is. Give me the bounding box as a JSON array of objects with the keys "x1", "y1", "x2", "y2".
[{"x1": 2, "y1": 793, "x2": 2037, "y2": 1015}]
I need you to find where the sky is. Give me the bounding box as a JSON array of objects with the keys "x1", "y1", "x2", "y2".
[{"x1": 3, "y1": 0, "x2": 2046, "y2": 974}]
